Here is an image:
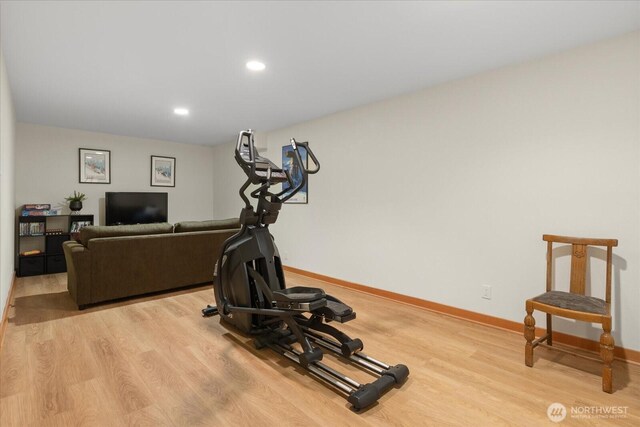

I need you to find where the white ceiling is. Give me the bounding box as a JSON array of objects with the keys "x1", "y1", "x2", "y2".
[{"x1": 1, "y1": 1, "x2": 639, "y2": 146}]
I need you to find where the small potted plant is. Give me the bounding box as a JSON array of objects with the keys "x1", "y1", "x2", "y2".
[{"x1": 65, "y1": 191, "x2": 87, "y2": 213}]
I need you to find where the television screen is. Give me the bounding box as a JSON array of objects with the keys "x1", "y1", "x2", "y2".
[{"x1": 105, "y1": 192, "x2": 168, "y2": 225}]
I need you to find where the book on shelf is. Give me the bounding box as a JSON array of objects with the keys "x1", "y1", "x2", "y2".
[
  {"x1": 20, "y1": 250, "x2": 42, "y2": 256},
  {"x1": 21, "y1": 208, "x2": 62, "y2": 216},
  {"x1": 19, "y1": 222, "x2": 45, "y2": 236},
  {"x1": 23, "y1": 204, "x2": 51, "y2": 211}
]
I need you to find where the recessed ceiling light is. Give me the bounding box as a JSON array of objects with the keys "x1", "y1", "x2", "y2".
[
  {"x1": 246, "y1": 60, "x2": 266, "y2": 71},
  {"x1": 174, "y1": 107, "x2": 189, "y2": 116}
]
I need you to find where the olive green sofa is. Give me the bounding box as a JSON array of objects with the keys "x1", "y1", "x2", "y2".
[{"x1": 63, "y1": 219, "x2": 239, "y2": 309}]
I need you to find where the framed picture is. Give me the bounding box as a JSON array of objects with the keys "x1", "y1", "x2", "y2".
[
  {"x1": 151, "y1": 155, "x2": 176, "y2": 187},
  {"x1": 70, "y1": 220, "x2": 92, "y2": 233},
  {"x1": 282, "y1": 145, "x2": 308, "y2": 204},
  {"x1": 79, "y1": 148, "x2": 111, "y2": 184}
]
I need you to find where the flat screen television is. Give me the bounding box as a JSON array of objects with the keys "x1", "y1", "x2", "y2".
[{"x1": 105, "y1": 192, "x2": 168, "y2": 225}]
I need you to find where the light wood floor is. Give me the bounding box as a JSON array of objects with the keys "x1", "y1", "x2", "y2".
[{"x1": 1, "y1": 272, "x2": 638, "y2": 426}]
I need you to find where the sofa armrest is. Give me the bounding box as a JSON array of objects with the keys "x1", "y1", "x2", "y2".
[{"x1": 63, "y1": 241, "x2": 91, "y2": 307}]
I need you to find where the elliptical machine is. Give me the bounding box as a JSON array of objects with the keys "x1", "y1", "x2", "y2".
[{"x1": 203, "y1": 130, "x2": 408, "y2": 410}]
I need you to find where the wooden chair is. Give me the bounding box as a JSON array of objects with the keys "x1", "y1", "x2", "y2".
[{"x1": 524, "y1": 234, "x2": 618, "y2": 393}]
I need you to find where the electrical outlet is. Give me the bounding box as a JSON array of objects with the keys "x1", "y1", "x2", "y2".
[
  {"x1": 482, "y1": 285, "x2": 492, "y2": 300},
  {"x1": 282, "y1": 252, "x2": 289, "y2": 261}
]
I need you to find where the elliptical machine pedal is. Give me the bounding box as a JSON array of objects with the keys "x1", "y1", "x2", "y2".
[
  {"x1": 202, "y1": 129, "x2": 409, "y2": 410},
  {"x1": 201, "y1": 305, "x2": 219, "y2": 317}
]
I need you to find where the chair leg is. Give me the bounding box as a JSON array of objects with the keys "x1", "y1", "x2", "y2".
[
  {"x1": 600, "y1": 319, "x2": 614, "y2": 393},
  {"x1": 524, "y1": 305, "x2": 536, "y2": 367},
  {"x1": 546, "y1": 313, "x2": 552, "y2": 346}
]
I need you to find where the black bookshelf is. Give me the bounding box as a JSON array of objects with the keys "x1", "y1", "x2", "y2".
[{"x1": 16, "y1": 214, "x2": 94, "y2": 276}]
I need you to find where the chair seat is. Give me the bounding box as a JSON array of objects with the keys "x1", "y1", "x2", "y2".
[{"x1": 531, "y1": 290, "x2": 608, "y2": 315}]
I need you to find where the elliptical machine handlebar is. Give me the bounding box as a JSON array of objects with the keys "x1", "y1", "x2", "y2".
[
  {"x1": 278, "y1": 138, "x2": 320, "y2": 203},
  {"x1": 290, "y1": 138, "x2": 320, "y2": 175},
  {"x1": 233, "y1": 129, "x2": 319, "y2": 207},
  {"x1": 235, "y1": 129, "x2": 259, "y2": 179}
]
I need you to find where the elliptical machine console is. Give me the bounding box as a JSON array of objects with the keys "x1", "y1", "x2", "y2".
[{"x1": 203, "y1": 130, "x2": 408, "y2": 410}]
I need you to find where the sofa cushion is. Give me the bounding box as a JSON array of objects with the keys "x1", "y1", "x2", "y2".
[
  {"x1": 174, "y1": 218, "x2": 240, "y2": 233},
  {"x1": 79, "y1": 222, "x2": 174, "y2": 246}
]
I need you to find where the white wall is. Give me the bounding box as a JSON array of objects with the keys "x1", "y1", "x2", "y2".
[
  {"x1": 0, "y1": 46, "x2": 16, "y2": 320},
  {"x1": 215, "y1": 33, "x2": 639, "y2": 351},
  {"x1": 16, "y1": 124, "x2": 216, "y2": 225}
]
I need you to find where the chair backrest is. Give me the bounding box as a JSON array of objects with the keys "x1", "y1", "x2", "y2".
[{"x1": 543, "y1": 235, "x2": 618, "y2": 303}]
